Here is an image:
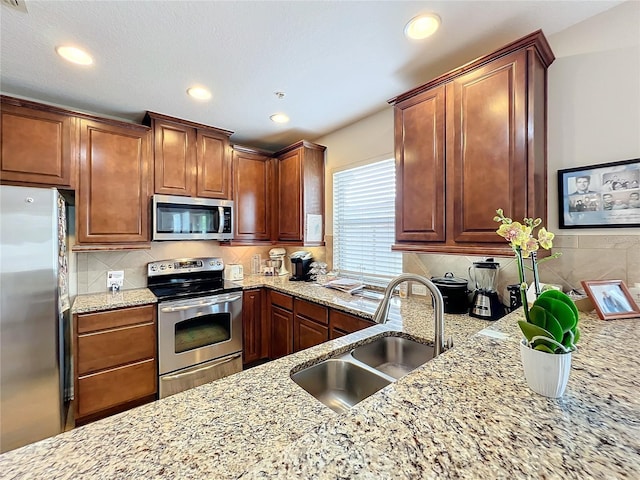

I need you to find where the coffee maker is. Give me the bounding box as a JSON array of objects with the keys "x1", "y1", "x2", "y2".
[
  {"x1": 289, "y1": 251, "x2": 313, "y2": 281},
  {"x1": 469, "y1": 258, "x2": 505, "y2": 320}
]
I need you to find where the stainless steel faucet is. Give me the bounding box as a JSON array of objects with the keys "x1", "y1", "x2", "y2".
[{"x1": 372, "y1": 274, "x2": 450, "y2": 356}]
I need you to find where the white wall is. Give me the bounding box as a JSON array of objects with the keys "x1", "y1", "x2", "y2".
[
  {"x1": 547, "y1": 0, "x2": 640, "y2": 233},
  {"x1": 315, "y1": 107, "x2": 394, "y2": 236}
]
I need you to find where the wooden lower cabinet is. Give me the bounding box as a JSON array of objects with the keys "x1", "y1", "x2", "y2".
[
  {"x1": 269, "y1": 290, "x2": 294, "y2": 359},
  {"x1": 294, "y1": 298, "x2": 328, "y2": 352},
  {"x1": 329, "y1": 310, "x2": 375, "y2": 339},
  {"x1": 262, "y1": 289, "x2": 376, "y2": 359},
  {"x1": 74, "y1": 304, "x2": 157, "y2": 424},
  {"x1": 242, "y1": 289, "x2": 268, "y2": 365}
]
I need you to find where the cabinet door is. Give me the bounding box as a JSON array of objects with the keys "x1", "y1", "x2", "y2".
[
  {"x1": 448, "y1": 50, "x2": 527, "y2": 244},
  {"x1": 242, "y1": 289, "x2": 266, "y2": 364},
  {"x1": 394, "y1": 85, "x2": 446, "y2": 242},
  {"x1": 152, "y1": 119, "x2": 196, "y2": 196},
  {"x1": 329, "y1": 309, "x2": 374, "y2": 339},
  {"x1": 233, "y1": 149, "x2": 273, "y2": 242},
  {"x1": 77, "y1": 119, "x2": 151, "y2": 245},
  {"x1": 293, "y1": 298, "x2": 328, "y2": 352},
  {"x1": 294, "y1": 317, "x2": 328, "y2": 352},
  {"x1": 0, "y1": 102, "x2": 75, "y2": 187},
  {"x1": 196, "y1": 129, "x2": 231, "y2": 199},
  {"x1": 277, "y1": 148, "x2": 302, "y2": 241},
  {"x1": 270, "y1": 305, "x2": 293, "y2": 360}
]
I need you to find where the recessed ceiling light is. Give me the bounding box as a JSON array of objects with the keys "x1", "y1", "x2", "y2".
[
  {"x1": 270, "y1": 113, "x2": 290, "y2": 124},
  {"x1": 187, "y1": 86, "x2": 212, "y2": 101},
  {"x1": 55, "y1": 45, "x2": 93, "y2": 66},
  {"x1": 404, "y1": 13, "x2": 441, "y2": 40}
]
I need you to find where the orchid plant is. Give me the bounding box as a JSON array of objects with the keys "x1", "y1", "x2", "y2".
[
  {"x1": 494, "y1": 209, "x2": 579, "y2": 354},
  {"x1": 493, "y1": 209, "x2": 560, "y2": 321}
]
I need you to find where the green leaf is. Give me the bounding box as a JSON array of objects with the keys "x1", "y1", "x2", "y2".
[
  {"x1": 537, "y1": 290, "x2": 579, "y2": 326},
  {"x1": 529, "y1": 305, "x2": 547, "y2": 328},
  {"x1": 533, "y1": 343, "x2": 555, "y2": 353},
  {"x1": 574, "y1": 326, "x2": 581, "y2": 344},
  {"x1": 543, "y1": 310, "x2": 565, "y2": 343},
  {"x1": 534, "y1": 296, "x2": 577, "y2": 333},
  {"x1": 518, "y1": 320, "x2": 555, "y2": 342}
]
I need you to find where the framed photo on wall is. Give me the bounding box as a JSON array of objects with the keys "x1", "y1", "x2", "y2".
[
  {"x1": 581, "y1": 280, "x2": 640, "y2": 320},
  {"x1": 558, "y1": 158, "x2": 640, "y2": 228}
]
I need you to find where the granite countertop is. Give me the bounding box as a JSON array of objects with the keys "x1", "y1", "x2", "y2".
[
  {"x1": 71, "y1": 288, "x2": 157, "y2": 314},
  {"x1": 4, "y1": 278, "x2": 639, "y2": 479}
]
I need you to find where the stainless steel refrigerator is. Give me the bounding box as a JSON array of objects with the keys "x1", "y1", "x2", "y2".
[{"x1": 0, "y1": 185, "x2": 70, "y2": 453}]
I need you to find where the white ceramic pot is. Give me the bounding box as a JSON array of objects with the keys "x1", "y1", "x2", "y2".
[{"x1": 519, "y1": 340, "x2": 572, "y2": 398}]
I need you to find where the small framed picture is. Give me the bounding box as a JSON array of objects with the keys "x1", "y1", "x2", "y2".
[
  {"x1": 558, "y1": 158, "x2": 640, "y2": 228},
  {"x1": 581, "y1": 280, "x2": 640, "y2": 320}
]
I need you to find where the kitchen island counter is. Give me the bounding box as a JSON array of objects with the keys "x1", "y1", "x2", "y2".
[{"x1": 1, "y1": 279, "x2": 638, "y2": 479}]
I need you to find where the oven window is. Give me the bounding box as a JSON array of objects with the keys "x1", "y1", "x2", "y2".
[{"x1": 174, "y1": 313, "x2": 231, "y2": 353}]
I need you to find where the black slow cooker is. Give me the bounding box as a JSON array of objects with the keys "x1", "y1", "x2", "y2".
[{"x1": 431, "y1": 272, "x2": 471, "y2": 314}]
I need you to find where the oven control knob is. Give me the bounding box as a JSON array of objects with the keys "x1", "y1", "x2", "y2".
[
  {"x1": 150, "y1": 265, "x2": 157, "y2": 272},
  {"x1": 159, "y1": 264, "x2": 166, "y2": 271}
]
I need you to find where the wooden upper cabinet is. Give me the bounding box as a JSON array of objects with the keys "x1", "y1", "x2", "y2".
[
  {"x1": 145, "y1": 112, "x2": 232, "y2": 199},
  {"x1": 275, "y1": 140, "x2": 326, "y2": 245},
  {"x1": 389, "y1": 30, "x2": 554, "y2": 256},
  {"x1": 196, "y1": 128, "x2": 231, "y2": 199},
  {"x1": 152, "y1": 118, "x2": 196, "y2": 196},
  {"x1": 395, "y1": 85, "x2": 446, "y2": 243},
  {"x1": 0, "y1": 97, "x2": 76, "y2": 188},
  {"x1": 232, "y1": 146, "x2": 274, "y2": 243},
  {"x1": 448, "y1": 50, "x2": 527, "y2": 245},
  {"x1": 76, "y1": 118, "x2": 152, "y2": 246}
]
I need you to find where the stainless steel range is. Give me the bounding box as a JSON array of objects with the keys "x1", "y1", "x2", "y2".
[{"x1": 147, "y1": 257, "x2": 243, "y2": 399}]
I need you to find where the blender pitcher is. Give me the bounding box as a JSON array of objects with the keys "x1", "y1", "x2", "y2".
[
  {"x1": 468, "y1": 258, "x2": 504, "y2": 320},
  {"x1": 468, "y1": 258, "x2": 500, "y2": 292}
]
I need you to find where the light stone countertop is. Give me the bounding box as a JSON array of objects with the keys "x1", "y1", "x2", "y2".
[
  {"x1": 3, "y1": 277, "x2": 639, "y2": 479},
  {"x1": 71, "y1": 288, "x2": 157, "y2": 314}
]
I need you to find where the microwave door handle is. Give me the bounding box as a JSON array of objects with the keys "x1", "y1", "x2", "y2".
[{"x1": 218, "y1": 206, "x2": 224, "y2": 233}]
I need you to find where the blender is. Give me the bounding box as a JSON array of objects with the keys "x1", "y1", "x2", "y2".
[{"x1": 468, "y1": 258, "x2": 505, "y2": 320}]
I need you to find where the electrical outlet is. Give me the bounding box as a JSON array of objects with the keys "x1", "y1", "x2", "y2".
[
  {"x1": 107, "y1": 270, "x2": 124, "y2": 290},
  {"x1": 411, "y1": 284, "x2": 428, "y2": 296}
]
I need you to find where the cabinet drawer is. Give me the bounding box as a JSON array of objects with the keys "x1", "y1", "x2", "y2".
[
  {"x1": 329, "y1": 310, "x2": 374, "y2": 334},
  {"x1": 76, "y1": 359, "x2": 156, "y2": 419},
  {"x1": 294, "y1": 299, "x2": 328, "y2": 325},
  {"x1": 270, "y1": 291, "x2": 293, "y2": 310},
  {"x1": 77, "y1": 322, "x2": 156, "y2": 375},
  {"x1": 77, "y1": 304, "x2": 155, "y2": 334}
]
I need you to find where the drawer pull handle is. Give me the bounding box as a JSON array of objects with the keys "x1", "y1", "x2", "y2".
[{"x1": 161, "y1": 353, "x2": 241, "y2": 381}]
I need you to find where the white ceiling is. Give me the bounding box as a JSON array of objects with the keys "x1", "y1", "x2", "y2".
[{"x1": 0, "y1": 0, "x2": 625, "y2": 151}]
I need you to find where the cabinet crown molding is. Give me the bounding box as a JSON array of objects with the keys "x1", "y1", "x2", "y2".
[
  {"x1": 144, "y1": 111, "x2": 233, "y2": 137},
  {"x1": 388, "y1": 29, "x2": 555, "y2": 105}
]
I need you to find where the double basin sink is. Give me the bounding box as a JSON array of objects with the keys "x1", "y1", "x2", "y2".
[{"x1": 291, "y1": 335, "x2": 436, "y2": 413}]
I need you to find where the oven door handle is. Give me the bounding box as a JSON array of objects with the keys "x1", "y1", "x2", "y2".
[
  {"x1": 160, "y1": 293, "x2": 242, "y2": 312},
  {"x1": 161, "y1": 353, "x2": 242, "y2": 381}
]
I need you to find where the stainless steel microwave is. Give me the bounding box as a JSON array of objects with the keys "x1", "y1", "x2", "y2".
[{"x1": 152, "y1": 194, "x2": 234, "y2": 241}]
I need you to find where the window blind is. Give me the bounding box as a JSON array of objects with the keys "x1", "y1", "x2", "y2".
[{"x1": 333, "y1": 158, "x2": 402, "y2": 284}]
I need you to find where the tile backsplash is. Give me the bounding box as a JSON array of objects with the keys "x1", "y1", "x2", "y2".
[
  {"x1": 74, "y1": 235, "x2": 638, "y2": 306},
  {"x1": 74, "y1": 242, "x2": 327, "y2": 295},
  {"x1": 402, "y1": 234, "x2": 639, "y2": 303}
]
